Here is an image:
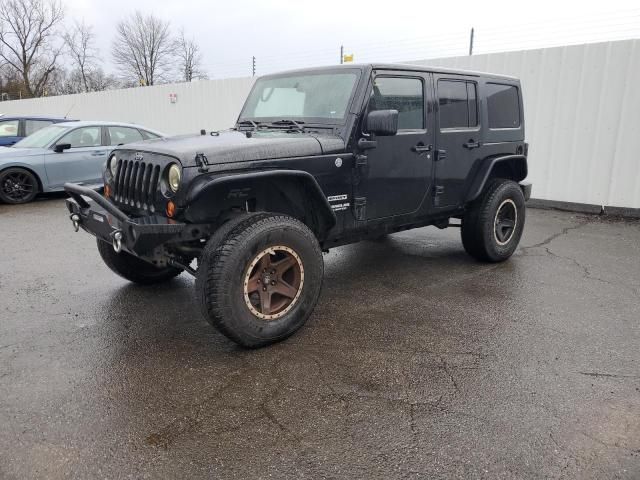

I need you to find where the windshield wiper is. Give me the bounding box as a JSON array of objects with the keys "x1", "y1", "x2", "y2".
[
  {"x1": 269, "y1": 119, "x2": 305, "y2": 132},
  {"x1": 237, "y1": 120, "x2": 267, "y2": 131}
]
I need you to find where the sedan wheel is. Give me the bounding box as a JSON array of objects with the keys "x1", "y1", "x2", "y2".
[{"x1": 0, "y1": 168, "x2": 39, "y2": 204}]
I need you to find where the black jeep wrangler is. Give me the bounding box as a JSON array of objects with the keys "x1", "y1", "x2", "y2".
[{"x1": 65, "y1": 64, "x2": 531, "y2": 347}]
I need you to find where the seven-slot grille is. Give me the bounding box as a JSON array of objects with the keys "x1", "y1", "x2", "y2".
[{"x1": 113, "y1": 158, "x2": 161, "y2": 210}]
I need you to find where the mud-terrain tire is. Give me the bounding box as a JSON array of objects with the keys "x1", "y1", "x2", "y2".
[
  {"x1": 461, "y1": 179, "x2": 526, "y2": 262},
  {"x1": 0, "y1": 167, "x2": 39, "y2": 204},
  {"x1": 196, "y1": 214, "x2": 323, "y2": 348},
  {"x1": 96, "y1": 238, "x2": 182, "y2": 284}
]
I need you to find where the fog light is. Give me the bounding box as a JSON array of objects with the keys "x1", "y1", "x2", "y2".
[{"x1": 166, "y1": 200, "x2": 176, "y2": 218}]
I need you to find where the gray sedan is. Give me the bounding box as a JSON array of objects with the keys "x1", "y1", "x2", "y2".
[{"x1": 0, "y1": 121, "x2": 164, "y2": 204}]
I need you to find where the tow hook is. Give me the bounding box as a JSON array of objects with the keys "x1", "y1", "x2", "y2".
[
  {"x1": 112, "y1": 231, "x2": 123, "y2": 253},
  {"x1": 70, "y1": 214, "x2": 80, "y2": 232}
]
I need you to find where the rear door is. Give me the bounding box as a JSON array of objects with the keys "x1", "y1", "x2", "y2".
[
  {"x1": 433, "y1": 74, "x2": 483, "y2": 208},
  {"x1": 363, "y1": 71, "x2": 435, "y2": 220},
  {"x1": 44, "y1": 126, "x2": 107, "y2": 187}
]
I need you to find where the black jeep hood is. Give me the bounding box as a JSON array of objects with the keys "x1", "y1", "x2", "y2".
[{"x1": 120, "y1": 130, "x2": 345, "y2": 166}]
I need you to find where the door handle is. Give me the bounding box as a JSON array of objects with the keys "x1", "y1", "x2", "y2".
[
  {"x1": 91, "y1": 151, "x2": 106, "y2": 156},
  {"x1": 412, "y1": 143, "x2": 432, "y2": 153},
  {"x1": 463, "y1": 140, "x2": 481, "y2": 149}
]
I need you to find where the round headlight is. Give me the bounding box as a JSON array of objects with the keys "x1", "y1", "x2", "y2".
[
  {"x1": 109, "y1": 155, "x2": 118, "y2": 176},
  {"x1": 168, "y1": 164, "x2": 181, "y2": 192}
]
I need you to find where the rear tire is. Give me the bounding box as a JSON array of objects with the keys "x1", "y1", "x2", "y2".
[
  {"x1": 196, "y1": 213, "x2": 323, "y2": 348},
  {"x1": 461, "y1": 179, "x2": 526, "y2": 262},
  {"x1": 0, "y1": 167, "x2": 39, "y2": 204},
  {"x1": 96, "y1": 239, "x2": 182, "y2": 284}
]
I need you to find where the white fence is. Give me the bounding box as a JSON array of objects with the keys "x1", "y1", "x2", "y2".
[
  {"x1": 413, "y1": 39, "x2": 640, "y2": 210},
  {"x1": 0, "y1": 77, "x2": 255, "y2": 136},
  {"x1": 1, "y1": 40, "x2": 639, "y2": 209}
]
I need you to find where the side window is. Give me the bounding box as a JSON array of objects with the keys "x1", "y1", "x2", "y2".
[
  {"x1": 486, "y1": 83, "x2": 520, "y2": 128},
  {"x1": 108, "y1": 126, "x2": 144, "y2": 146},
  {"x1": 25, "y1": 120, "x2": 53, "y2": 136},
  {"x1": 0, "y1": 119, "x2": 19, "y2": 137},
  {"x1": 369, "y1": 76, "x2": 424, "y2": 130},
  {"x1": 140, "y1": 130, "x2": 160, "y2": 140},
  {"x1": 438, "y1": 79, "x2": 478, "y2": 129},
  {"x1": 59, "y1": 127, "x2": 101, "y2": 148}
]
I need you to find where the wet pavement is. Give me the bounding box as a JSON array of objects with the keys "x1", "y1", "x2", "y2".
[{"x1": 1, "y1": 196, "x2": 639, "y2": 479}]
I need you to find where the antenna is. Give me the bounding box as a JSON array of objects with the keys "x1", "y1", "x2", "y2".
[{"x1": 64, "y1": 103, "x2": 75, "y2": 119}]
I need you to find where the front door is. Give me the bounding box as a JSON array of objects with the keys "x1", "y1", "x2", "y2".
[
  {"x1": 44, "y1": 126, "x2": 107, "y2": 188},
  {"x1": 433, "y1": 74, "x2": 482, "y2": 208},
  {"x1": 363, "y1": 72, "x2": 435, "y2": 220}
]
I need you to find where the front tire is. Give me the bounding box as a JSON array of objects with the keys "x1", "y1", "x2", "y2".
[
  {"x1": 96, "y1": 239, "x2": 182, "y2": 284},
  {"x1": 196, "y1": 214, "x2": 323, "y2": 348},
  {"x1": 0, "y1": 167, "x2": 39, "y2": 204},
  {"x1": 461, "y1": 179, "x2": 526, "y2": 262}
]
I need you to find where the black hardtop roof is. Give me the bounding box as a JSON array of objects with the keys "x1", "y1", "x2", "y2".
[{"x1": 261, "y1": 63, "x2": 520, "y2": 82}]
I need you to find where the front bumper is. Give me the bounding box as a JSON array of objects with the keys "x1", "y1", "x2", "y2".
[{"x1": 64, "y1": 183, "x2": 189, "y2": 255}]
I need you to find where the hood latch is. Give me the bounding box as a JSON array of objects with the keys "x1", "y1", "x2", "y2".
[{"x1": 195, "y1": 153, "x2": 210, "y2": 173}]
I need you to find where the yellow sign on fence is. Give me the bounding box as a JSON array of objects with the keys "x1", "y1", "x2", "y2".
[{"x1": 343, "y1": 54, "x2": 354, "y2": 63}]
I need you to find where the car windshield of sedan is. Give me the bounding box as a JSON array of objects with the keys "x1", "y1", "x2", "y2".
[
  {"x1": 13, "y1": 125, "x2": 69, "y2": 149},
  {"x1": 239, "y1": 70, "x2": 360, "y2": 124}
]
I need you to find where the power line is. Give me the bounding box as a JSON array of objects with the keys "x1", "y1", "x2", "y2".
[{"x1": 202, "y1": 8, "x2": 640, "y2": 79}]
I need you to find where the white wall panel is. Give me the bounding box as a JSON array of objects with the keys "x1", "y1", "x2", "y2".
[
  {"x1": 411, "y1": 39, "x2": 640, "y2": 208},
  {"x1": 1, "y1": 40, "x2": 638, "y2": 208},
  {"x1": 0, "y1": 76, "x2": 255, "y2": 137}
]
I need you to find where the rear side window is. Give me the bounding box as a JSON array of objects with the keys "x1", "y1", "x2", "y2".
[
  {"x1": 108, "y1": 126, "x2": 144, "y2": 146},
  {"x1": 0, "y1": 119, "x2": 19, "y2": 137},
  {"x1": 25, "y1": 119, "x2": 53, "y2": 136},
  {"x1": 140, "y1": 130, "x2": 160, "y2": 140},
  {"x1": 437, "y1": 79, "x2": 478, "y2": 129},
  {"x1": 369, "y1": 76, "x2": 424, "y2": 130},
  {"x1": 486, "y1": 83, "x2": 520, "y2": 128}
]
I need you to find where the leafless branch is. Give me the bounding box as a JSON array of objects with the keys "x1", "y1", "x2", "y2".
[
  {"x1": 111, "y1": 11, "x2": 174, "y2": 86},
  {"x1": 176, "y1": 29, "x2": 206, "y2": 82},
  {"x1": 0, "y1": 0, "x2": 64, "y2": 97},
  {"x1": 63, "y1": 19, "x2": 98, "y2": 92}
]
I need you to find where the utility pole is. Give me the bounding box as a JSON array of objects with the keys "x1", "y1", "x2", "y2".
[
  {"x1": 469, "y1": 27, "x2": 474, "y2": 56},
  {"x1": 252, "y1": 56, "x2": 256, "y2": 76},
  {"x1": 340, "y1": 45, "x2": 344, "y2": 64}
]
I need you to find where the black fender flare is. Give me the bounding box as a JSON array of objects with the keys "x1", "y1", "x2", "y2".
[
  {"x1": 184, "y1": 169, "x2": 337, "y2": 237},
  {"x1": 465, "y1": 154, "x2": 528, "y2": 203}
]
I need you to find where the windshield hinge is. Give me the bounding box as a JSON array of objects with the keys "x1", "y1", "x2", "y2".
[{"x1": 195, "y1": 153, "x2": 210, "y2": 173}]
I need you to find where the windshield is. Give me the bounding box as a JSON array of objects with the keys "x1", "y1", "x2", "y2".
[
  {"x1": 239, "y1": 70, "x2": 360, "y2": 124},
  {"x1": 13, "y1": 125, "x2": 69, "y2": 148}
]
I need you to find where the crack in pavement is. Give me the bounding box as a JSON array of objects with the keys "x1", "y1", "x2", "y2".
[
  {"x1": 440, "y1": 357, "x2": 460, "y2": 394},
  {"x1": 578, "y1": 371, "x2": 640, "y2": 379},
  {"x1": 521, "y1": 221, "x2": 589, "y2": 251}
]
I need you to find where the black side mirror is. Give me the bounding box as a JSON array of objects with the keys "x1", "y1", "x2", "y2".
[
  {"x1": 54, "y1": 143, "x2": 71, "y2": 153},
  {"x1": 366, "y1": 109, "x2": 399, "y2": 136}
]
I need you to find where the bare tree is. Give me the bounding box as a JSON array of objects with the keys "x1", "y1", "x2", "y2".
[
  {"x1": 112, "y1": 11, "x2": 174, "y2": 86},
  {"x1": 0, "y1": 0, "x2": 64, "y2": 97},
  {"x1": 63, "y1": 19, "x2": 98, "y2": 93},
  {"x1": 176, "y1": 29, "x2": 206, "y2": 82},
  {"x1": 49, "y1": 66, "x2": 120, "y2": 95}
]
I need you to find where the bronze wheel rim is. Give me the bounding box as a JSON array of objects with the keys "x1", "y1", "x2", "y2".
[
  {"x1": 494, "y1": 199, "x2": 517, "y2": 246},
  {"x1": 243, "y1": 246, "x2": 304, "y2": 320}
]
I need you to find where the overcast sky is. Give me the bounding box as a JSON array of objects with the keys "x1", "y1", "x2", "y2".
[{"x1": 65, "y1": 0, "x2": 640, "y2": 79}]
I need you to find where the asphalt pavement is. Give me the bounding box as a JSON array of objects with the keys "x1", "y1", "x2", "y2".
[{"x1": 1, "y1": 196, "x2": 639, "y2": 479}]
